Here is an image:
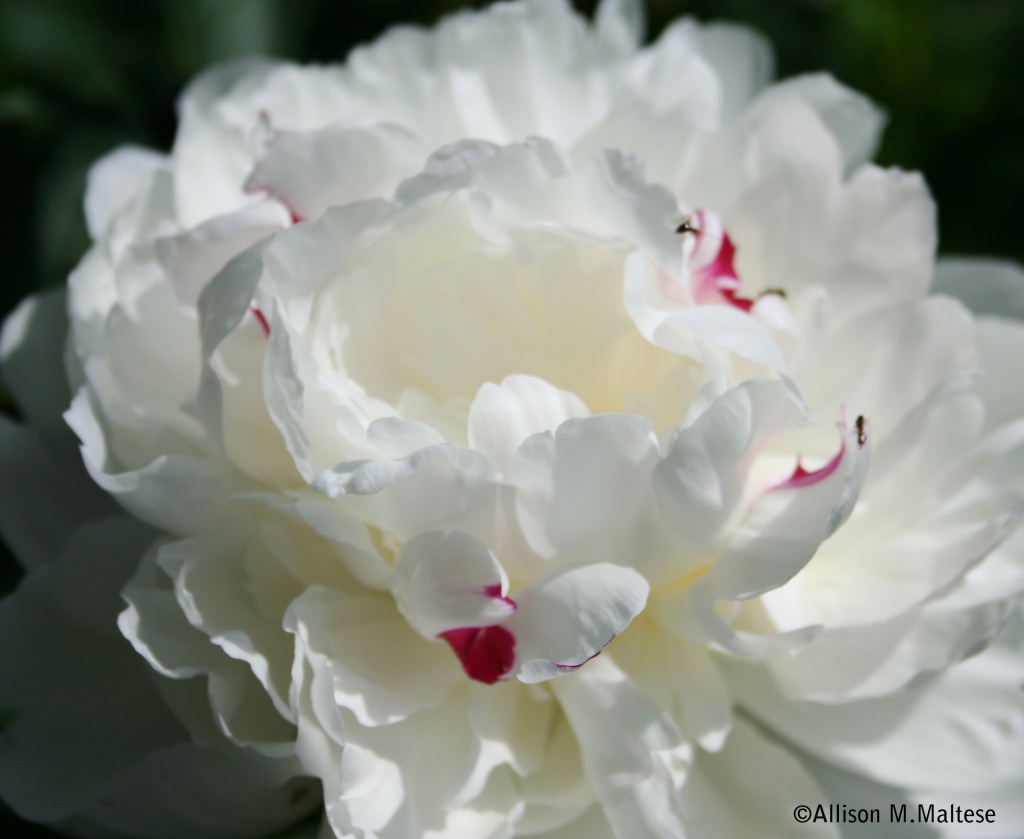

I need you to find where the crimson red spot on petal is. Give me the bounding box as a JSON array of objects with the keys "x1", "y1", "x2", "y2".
[
  {"x1": 722, "y1": 288, "x2": 755, "y2": 312},
  {"x1": 439, "y1": 625, "x2": 516, "y2": 685},
  {"x1": 241, "y1": 181, "x2": 305, "y2": 225},
  {"x1": 250, "y1": 305, "x2": 270, "y2": 337},
  {"x1": 480, "y1": 584, "x2": 517, "y2": 610}
]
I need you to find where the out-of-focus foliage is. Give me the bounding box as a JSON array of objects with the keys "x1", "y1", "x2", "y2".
[{"x1": 0, "y1": 0, "x2": 1021, "y2": 835}]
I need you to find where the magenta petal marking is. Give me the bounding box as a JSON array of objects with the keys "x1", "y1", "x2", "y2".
[
  {"x1": 245, "y1": 184, "x2": 305, "y2": 225},
  {"x1": 774, "y1": 410, "x2": 867, "y2": 490},
  {"x1": 774, "y1": 449, "x2": 844, "y2": 490},
  {"x1": 553, "y1": 636, "x2": 614, "y2": 671},
  {"x1": 480, "y1": 583, "x2": 517, "y2": 611},
  {"x1": 439, "y1": 625, "x2": 516, "y2": 685},
  {"x1": 690, "y1": 211, "x2": 756, "y2": 312},
  {"x1": 250, "y1": 305, "x2": 271, "y2": 337},
  {"x1": 722, "y1": 287, "x2": 755, "y2": 312}
]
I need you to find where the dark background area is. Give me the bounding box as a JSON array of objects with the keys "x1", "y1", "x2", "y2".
[{"x1": 1, "y1": 0, "x2": 1022, "y2": 835}]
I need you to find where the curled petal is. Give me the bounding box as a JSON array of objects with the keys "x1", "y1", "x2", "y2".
[
  {"x1": 624, "y1": 252, "x2": 784, "y2": 370},
  {"x1": 508, "y1": 562, "x2": 650, "y2": 683},
  {"x1": 393, "y1": 530, "x2": 515, "y2": 640},
  {"x1": 708, "y1": 411, "x2": 871, "y2": 601},
  {"x1": 654, "y1": 377, "x2": 813, "y2": 563}
]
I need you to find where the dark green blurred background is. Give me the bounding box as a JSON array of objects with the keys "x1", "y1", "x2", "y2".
[{"x1": 0, "y1": 0, "x2": 1022, "y2": 836}]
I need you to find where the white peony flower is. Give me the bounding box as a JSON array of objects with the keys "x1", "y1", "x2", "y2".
[{"x1": 2, "y1": 1, "x2": 1023, "y2": 838}]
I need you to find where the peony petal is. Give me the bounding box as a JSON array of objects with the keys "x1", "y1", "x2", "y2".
[
  {"x1": 612, "y1": 620, "x2": 733, "y2": 751},
  {"x1": 684, "y1": 90, "x2": 935, "y2": 326},
  {"x1": 726, "y1": 617, "x2": 1024, "y2": 793},
  {"x1": 286, "y1": 586, "x2": 461, "y2": 727},
  {"x1": 689, "y1": 22, "x2": 774, "y2": 121},
  {"x1": 393, "y1": 530, "x2": 516, "y2": 639},
  {"x1": 801, "y1": 296, "x2": 976, "y2": 442},
  {"x1": 654, "y1": 377, "x2": 812, "y2": 565},
  {"x1": 764, "y1": 596, "x2": 1015, "y2": 704},
  {"x1": 585, "y1": 149, "x2": 683, "y2": 277},
  {"x1": 974, "y1": 317, "x2": 1024, "y2": 435},
  {"x1": 680, "y1": 718, "x2": 836, "y2": 839},
  {"x1": 65, "y1": 388, "x2": 233, "y2": 536},
  {"x1": 85, "y1": 145, "x2": 168, "y2": 238},
  {"x1": 707, "y1": 411, "x2": 871, "y2": 601},
  {"x1": 249, "y1": 491, "x2": 392, "y2": 592},
  {"x1": 155, "y1": 200, "x2": 289, "y2": 307},
  {"x1": 466, "y1": 679, "x2": 555, "y2": 779},
  {"x1": 120, "y1": 544, "x2": 299, "y2": 752},
  {"x1": 514, "y1": 711, "x2": 593, "y2": 835},
  {"x1": 766, "y1": 74, "x2": 886, "y2": 176},
  {"x1": 506, "y1": 413, "x2": 661, "y2": 567},
  {"x1": 246, "y1": 121, "x2": 424, "y2": 220},
  {"x1": 319, "y1": 688, "x2": 520, "y2": 839},
  {"x1": 156, "y1": 531, "x2": 303, "y2": 720},
  {"x1": 656, "y1": 577, "x2": 821, "y2": 658},
  {"x1": 315, "y1": 443, "x2": 497, "y2": 544},
  {"x1": 623, "y1": 251, "x2": 785, "y2": 370},
  {"x1": 467, "y1": 375, "x2": 590, "y2": 473},
  {"x1": 508, "y1": 562, "x2": 649, "y2": 683},
  {"x1": 552, "y1": 656, "x2": 688, "y2": 839},
  {"x1": 172, "y1": 59, "x2": 353, "y2": 227}
]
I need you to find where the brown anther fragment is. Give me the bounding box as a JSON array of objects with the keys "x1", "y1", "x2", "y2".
[
  {"x1": 675, "y1": 217, "x2": 699, "y2": 236},
  {"x1": 855, "y1": 415, "x2": 867, "y2": 447}
]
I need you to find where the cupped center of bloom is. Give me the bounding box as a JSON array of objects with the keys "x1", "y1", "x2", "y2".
[{"x1": 309, "y1": 196, "x2": 703, "y2": 427}]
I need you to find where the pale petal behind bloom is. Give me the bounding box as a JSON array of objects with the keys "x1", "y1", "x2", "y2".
[{"x1": 1, "y1": 1, "x2": 1023, "y2": 838}]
